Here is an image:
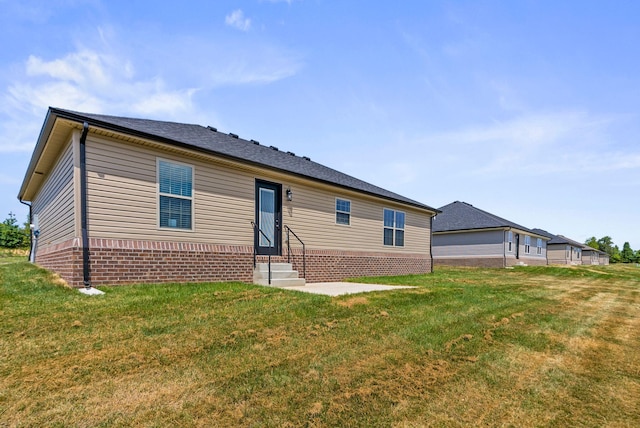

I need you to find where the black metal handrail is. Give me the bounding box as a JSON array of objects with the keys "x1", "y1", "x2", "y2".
[
  {"x1": 284, "y1": 225, "x2": 305, "y2": 279},
  {"x1": 251, "y1": 221, "x2": 271, "y2": 284}
]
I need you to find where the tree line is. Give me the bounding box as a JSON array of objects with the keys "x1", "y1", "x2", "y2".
[
  {"x1": 0, "y1": 212, "x2": 30, "y2": 249},
  {"x1": 2, "y1": 211, "x2": 639, "y2": 263},
  {"x1": 584, "y1": 236, "x2": 640, "y2": 264}
]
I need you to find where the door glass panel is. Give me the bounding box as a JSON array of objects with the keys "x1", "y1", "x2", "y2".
[{"x1": 259, "y1": 188, "x2": 275, "y2": 247}]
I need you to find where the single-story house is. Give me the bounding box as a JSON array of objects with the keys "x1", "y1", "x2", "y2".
[
  {"x1": 18, "y1": 108, "x2": 439, "y2": 288},
  {"x1": 432, "y1": 201, "x2": 549, "y2": 267},
  {"x1": 581, "y1": 246, "x2": 610, "y2": 265},
  {"x1": 531, "y1": 229, "x2": 584, "y2": 265}
]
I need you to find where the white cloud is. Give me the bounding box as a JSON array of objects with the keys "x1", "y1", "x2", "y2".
[
  {"x1": 403, "y1": 110, "x2": 634, "y2": 178},
  {"x1": 0, "y1": 22, "x2": 303, "y2": 153},
  {"x1": 208, "y1": 56, "x2": 300, "y2": 86},
  {"x1": 8, "y1": 49, "x2": 187, "y2": 117},
  {"x1": 0, "y1": 47, "x2": 198, "y2": 153},
  {"x1": 434, "y1": 111, "x2": 610, "y2": 148},
  {"x1": 131, "y1": 87, "x2": 199, "y2": 116},
  {"x1": 327, "y1": 109, "x2": 640, "y2": 206},
  {"x1": 225, "y1": 9, "x2": 251, "y2": 31}
]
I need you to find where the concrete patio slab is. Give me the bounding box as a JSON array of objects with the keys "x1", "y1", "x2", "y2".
[{"x1": 284, "y1": 282, "x2": 415, "y2": 296}]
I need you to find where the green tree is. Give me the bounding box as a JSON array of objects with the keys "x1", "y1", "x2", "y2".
[
  {"x1": 596, "y1": 236, "x2": 614, "y2": 252},
  {"x1": 596, "y1": 236, "x2": 621, "y2": 263},
  {"x1": 620, "y1": 242, "x2": 635, "y2": 263},
  {"x1": 0, "y1": 212, "x2": 29, "y2": 248},
  {"x1": 585, "y1": 237, "x2": 599, "y2": 249}
]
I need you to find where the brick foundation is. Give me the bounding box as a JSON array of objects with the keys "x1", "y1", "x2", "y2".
[
  {"x1": 261, "y1": 249, "x2": 431, "y2": 283},
  {"x1": 513, "y1": 257, "x2": 548, "y2": 267},
  {"x1": 36, "y1": 239, "x2": 84, "y2": 286},
  {"x1": 435, "y1": 256, "x2": 548, "y2": 268},
  {"x1": 434, "y1": 257, "x2": 506, "y2": 268},
  {"x1": 35, "y1": 238, "x2": 432, "y2": 287}
]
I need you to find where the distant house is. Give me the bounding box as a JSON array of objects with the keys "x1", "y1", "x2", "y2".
[
  {"x1": 581, "y1": 246, "x2": 610, "y2": 266},
  {"x1": 531, "y1": 229, "x2": 584, "y2": 265},
  {"x1": 432, "y1": 201, "x2": 549, "y2": 268},
  {"x1": 18, "y1": 108, "x2": 439, "y2": 288}
]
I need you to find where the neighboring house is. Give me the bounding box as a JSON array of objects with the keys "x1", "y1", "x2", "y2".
[
  {"x1": 432, "y1": 201, "x2": 549, "y2": 267},
  {"x1": 581, "y1": 246, "x2": 610, "y2": 265},
  {"x1": 18, "y1": 108, "x2": 439, "y2": 288},
  {"x1": 531, "y1": 229, "x2": 584, "y2": 265}
]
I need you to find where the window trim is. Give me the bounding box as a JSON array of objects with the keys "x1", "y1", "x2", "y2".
[
  {"x1": 157, "y1": 158, "x2": 194, "y2": 231},
  {"x1": 507, "y1": 231, "x2": 513, "y2": 252},
  {"x1": 335, "y1": 197, "x2": 351, "y2": 226},
  {"x1": 383, "y1": 208, "x2": 405, "y2": 247},
  {"x1": 536, "y1": 238, "x2": 542, "y2": 255},
  {"x1": 524, "y1": 235, "x2": 531, "y2": 254}
]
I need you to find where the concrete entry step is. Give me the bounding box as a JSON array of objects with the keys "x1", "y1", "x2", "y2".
[{"x1": 253, "y1": 263, "x2": 306, "y2": 287}]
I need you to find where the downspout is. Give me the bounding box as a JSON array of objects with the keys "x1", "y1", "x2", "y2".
[
  {"x1": 79, "y1": 122, "x2": 91, "y2": 288},
  {"x1": 504, "y1": 227, "x2": 510, "y2": 268},
  {"x1": 18, "y1": 199, "x2": 33, "y2": 261},
  {"x1": 430, "y1": 214, "x2": 435, "y2": 273}
]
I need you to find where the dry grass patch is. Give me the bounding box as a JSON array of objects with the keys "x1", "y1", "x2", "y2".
[{"x1": 336, "y1": 296, "x2": 369, "y2": 307}]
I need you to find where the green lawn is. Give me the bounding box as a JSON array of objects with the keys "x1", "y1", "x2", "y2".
[{"x1": 1, "y1": 254, "x2": 639, "y2": 427}]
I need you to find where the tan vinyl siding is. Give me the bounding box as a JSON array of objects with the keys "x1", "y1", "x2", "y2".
[
  {"x1": 517, "y1": 233, "x2": 547, "y2": 263},
  {"x1": 276, "y1": 181, "x2": 430, "y2": 253},
  {"x1": 85, "y1": 136, "x2": 255, "y2": 243},
  {"x1": 582, "y1": 249, "x2": 600, "y2": 265},
  {"x1": 32, "y1": 141, "x2": 75, "y2": 248},
  {"x1": 433, "y1": 230, "x2": 504, "y2": 258},
  {"x1": 547, "y1": 244, "x2": 570, "y2": 264},
  {"x1": 84, "y1": 135, "x2": 432, "y2": 254}
]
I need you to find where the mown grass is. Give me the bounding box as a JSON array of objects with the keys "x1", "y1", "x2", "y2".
[{"x1": 1, "y1": 255, "x2": 639, "y2": 427}]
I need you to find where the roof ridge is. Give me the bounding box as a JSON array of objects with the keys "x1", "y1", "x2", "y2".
[
  {"x1": 44, "y1": 107, "x2": 438, "y2": 212},
  {"x1": 456, "y1": 201, "x2": 525, "y2": 229}
]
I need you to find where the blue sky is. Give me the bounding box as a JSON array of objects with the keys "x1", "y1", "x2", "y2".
[{"x1": 1, "y1": 0, "x2": 639, "y2": 249}]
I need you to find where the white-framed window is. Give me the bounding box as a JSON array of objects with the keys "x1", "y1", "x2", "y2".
[
  {"x1": 574, "y1": 247, "x2": 581, "y2": 260},
  {"x1": 507, "y1": 231, "x2": 513, "y2": 252},
  {"x1": 335, "y1": 198, "x2": 351, "y2": 226},
  {"x1": 537, "y1": 238, "x2": 543, "y2": 255},
  {"x1": 157, "y1": 158, "x2": 193, "y2": 230},
  {"x1": 383, "y1": 208, "x2": 405, "y2": 246},
  {"x1": 524, "y1": 235, "x2": 531, "y2": 254},
  {"x1": 566, "y1": 245, "x2": 570, "y2": 259}
]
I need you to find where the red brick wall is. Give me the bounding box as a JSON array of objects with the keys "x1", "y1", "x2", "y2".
[
  {"x1": 86, "y1": 239, "x2": 255, "y2": 286},
  {"x1": 35, "y1": 238, "x2": 432, "y2": 287},
  {"x1": 35, "y1": 238, "x2": 84, "y2": 287},
  {"x1": 434, "y1": 256, "x2": 549, "y2": 268},
  {"x1": 268, "y1": 249, "x2": 430, "y2": 282},
  {"x1": 513, "y1": 257, "x2": 548, "y2": 267},
  {"x1": 258, "y1": 250, "x2": 431, "y2": 282}
]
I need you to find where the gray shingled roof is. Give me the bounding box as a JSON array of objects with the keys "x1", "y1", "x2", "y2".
[
  {"x1": 531, "y1": 229, "x2": 588, "y2": 247},
  {"x1": 51, "y1": 108, "x2": 437, "y2": 212},
  {"x1": 433, "y1": 201, "x2": 541, "y2": 235}
]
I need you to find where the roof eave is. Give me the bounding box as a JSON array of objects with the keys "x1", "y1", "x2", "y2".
[
  {"x1": 45, "y1": 108, "x2": 439, "y2": 214},
  {"x1": 433, "y1": 226, "x2": 551, "y2": 240},
  {"x1": 18, "y1": 108, "x2": 58, "y2": 201}
]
